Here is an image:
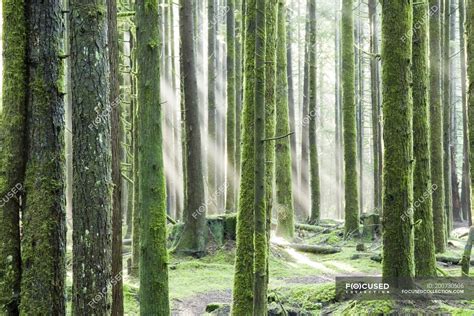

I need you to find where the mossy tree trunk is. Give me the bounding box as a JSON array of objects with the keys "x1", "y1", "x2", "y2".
[
  {"x1": 70, "y1": 0, "x2": 112, "y2": 312},
  {"x1": 174, "y1": 0, "x2": 207, "y2": 256},
  {"x1": 461, "y1": 226, "x2": 474, "y2": 276},
  {"x1": 381, "y1": 0, "x2": 415, "y2": 282},
  {"x1": 342, "y1": 0, "x2": 359, "y2": 236},
  {"x1": 412, "y1": 0, "x2": 437, "y2": 277},
  {"x1": 226, "y1": 0, "x2": 237, "y2": 212},
  {"x1": 20, "y1": 0, "x2": 66, "y2": 314},
  {"x1": 429, "y1": 0, "x2": 447, "y2": 253},
  {"x1": 275, "y1": 0, "x2": 295, "y2": 239},
  {"x1": 136, "y1": 0, "x2": 170, "y2": 313},
  {"x1": 232, "y1": 0, "x2": 257, "y2": 313},
  {"x1": 0, "y1": 0, "x2": 27, "y2": 314},
  {"x1": 107, "y1": 0, "x2": 124, "y2": 313},
  {"x1": 308, "y1": 0, "x2": 320, "y2": 224},
  {"x1": 467, "y1": 0, "x2": 474, "y2": 226}
]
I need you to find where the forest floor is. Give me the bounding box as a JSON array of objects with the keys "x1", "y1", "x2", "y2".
[{"x1": 68, "y1": 221, "x2": 474, "y2": 315}]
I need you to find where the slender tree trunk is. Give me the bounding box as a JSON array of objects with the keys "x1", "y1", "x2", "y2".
[
  {"x1": 70, "y1": 0, "x2": 112, "y2": 312},
  {"x1": 381, "y1": 0, "x2": 415, "y2": 282},
  {"x1": 208, "y1": 0, "x2": 217, "y2": 213},
  {"x1": 429, "y1": 0, "x2": 447, "y2": 253},
  {"x1": 412, "y1": 0, "x2": 437, "y2": 277},
  {"x1": 300, "y1": 3, "x2": 310, "y2": 218},
  {"x1": 459, "y1": 0, "x2": 471, "y2": 224},
  {"x1": 276, "y1": 1, "x2": 295, "y2": 238},
  {"x1": 108, "y1": 0, "x2": 124, "y2": 313},
  {"x1": 175, "y1": 0, "x2": 207, "y2": 256},
  {"x1": 466, "y1": 0, "x2": 474, "y2": 226},
  {"x1": 0, "y1": 0, "x2": 27, "y2": 314},
  {"x1": 308, "y1": 0, "x2": 320, "y2": 224},
  {"x1": 443, "y1": 0, "x2": 453, "y2": 236},
  {"x1": 136, "y1": 0, "x2": 170, "y2": 313},
  {"x1": 226, "y1": 0, "x2": 237, "y2": 212},
  {"x1": 287, "y1": 10, "x2": 298, "y2": 221},
  {"x1": 235, "y1": 0, "x2": 243, "y2": 193},
  {"x1": 262, "y1": 0, "x2": 277, "y2": 307},
  {"x1": 356, "y1": 1, "x2": 364, "y2": 214},
  {"x1": 253, "y1": 0, "x2": 267, "y2": 312},
  {"x1": 342, "y1": 0, "x2": 359, "y2": 236},
  {"x1": 232, "y1": 0, "x2": 257, "y2": 312},
  {"x1": 369, "y1": 0, "x2": 381, "y2": 213}
]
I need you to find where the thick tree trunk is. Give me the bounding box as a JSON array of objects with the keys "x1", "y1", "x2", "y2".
[
  {"x1": 429, "y1": 0, "x2": 447, "y2": 253},
  {"x1": 342, "y1": 0, "x2": 359, "y2": 236},
  {"x1": 136, "y1": 0, "x2": 170, "y2": 313},
  {"x1": 0, "y1": 0, "x2": 27, "y2": 314},
  {"x1": 412, "y1": 0, "x2": 437, "y2": 277},
  {"x1": 20, "y1": 0, "x2": 66, "y2": 314},
  {"x1": 70, "y1": 0, "x2": 112, "y2": 312},
  {"x1": 381, "y1": 0, "x2": 415, "y2": 281}
]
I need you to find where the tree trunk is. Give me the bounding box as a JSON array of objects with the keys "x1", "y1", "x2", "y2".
[
  {"x1": 174, "y1": 0, "x2": 207, "y2": 256},
  {"x1": 253, "y1": 0, "x2": 267, "y2": 311},
  {"x1": 108, "y1": 0, "x2": 124, "y2": 313},
  {"x1": 381, "y1": 0, "x2": 415, "y2": 281},
  {"x1": 412, "y1": 0, "x2": 437, "y2": 277},
  {"x1": 231, "y1": 0, "x2": 257, "y2": 312},
  {"x1": 461, "y1": 226, "x2": 474, "y2": 276},
  {"x1": 443, "y1": 0, "x2": 453, "y2": 237},
  {"x1": 70, "y1": 0, "x2": 112, "y2": 312},
  {"x1": 429, "y1": 0, "x2": 447, "y2": 253},
  {"x1": 309, "y1": 0, "x2": 320, "y2": 224},
  {"x1": 208, "y1": 0, "x2": 217, "y2": 213},
  {"x1": 226, "y1": 0, "x2": 237, "y2": 212},
  {"x1": 467, "y1": 0, "x2": 474, "y2": 226},
  {"x1": 0, "y1": 0, "x2": 27, "y2": 314},
  {"x1": 20, "y1": 0, "x2": 67, "y2": 313},
  {"x1": 342, "y1": 0, "x2": 359, "y2": 236},
  {"x1": 369, "y1": 0, "x2": 382, "y2": 213},
  {"x1": 135, "y1": 0, "x2": 170, "y2": 313},
  {"x1": 276, "y1": 1, "x2": 295, "y2": 239}
]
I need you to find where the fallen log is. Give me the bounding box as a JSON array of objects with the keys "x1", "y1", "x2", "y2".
[
  {"x1": 295, "y1": 223, "x2": 330, "y2": 233},
  {"x1": 289, "y1": 244, "x2": 341, "y2": 254}
]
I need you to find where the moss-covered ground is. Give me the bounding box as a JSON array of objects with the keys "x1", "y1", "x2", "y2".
[{"x1": 65, "y1": 223, "x2": 474, "y2": 315}]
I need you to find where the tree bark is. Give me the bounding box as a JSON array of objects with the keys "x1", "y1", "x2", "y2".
[
  {"x1": 70, "y1": 0, "x2": 112, "y2": 312},
  {"x1": 429, "y1": 0, "x2": 447, "y2": 253},
  {"x1": 342, "y1": 0, "x2": 359, "y2": 236},
  {"x1": 412, "y1": 0, "x2": 437, "y2": 277},
  {"x1": 0, "y1": 0, "x2": 27, "y2": 314},
  {"x1": 381, "y1": 0, "x2": 415, "y2": 281}
]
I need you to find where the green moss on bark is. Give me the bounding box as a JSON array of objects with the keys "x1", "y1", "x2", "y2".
[
  {"x1": 381, "y1": 0, "x2": 415, "y2": 281},
  {"x1": 20, "y1": 1, "x2": 67, "y2": 312},
  {"x1": 429, "y1": 0, "x2": 447, "y2": 253},
  {"x1": 136, "y1": 0, "x2": 170, "y2": 314},
  {"x1": 0, "y1": 0, "x2": 27, "y2": 314},
  {"x1": 342, "y1": 0, "x2": 359, "y2": 236},
  {"x1": 412, "y1": 0, "x2": 437, "y2": 277},
  {"x1": 275, "y1": 1, "x2": 295, "y2": 239},
  {"x1": 232, "y1": 0, "x2": 257, "y2": 313}
]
